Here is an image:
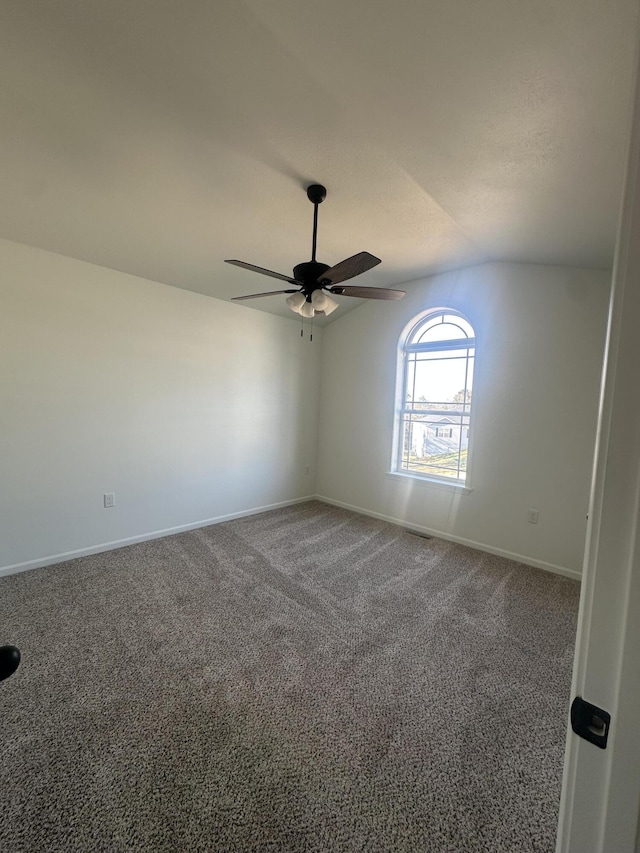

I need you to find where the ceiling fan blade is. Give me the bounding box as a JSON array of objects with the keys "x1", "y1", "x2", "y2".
[
  {"x1": 318, "y1": 251, "x2": 381, "y2": 285},
  {"x1": 328, "y1": 285, "x2": 406, "y2": 300},
  {"x1": 225, "y1": 260, "x2": 298, "y2": 284},
  {"x1": 231, "y1": 289, "x2": 300, "y2": 301}
]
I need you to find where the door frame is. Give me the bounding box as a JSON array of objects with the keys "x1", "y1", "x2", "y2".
[{"x1": 556, "y1": 32, "x2": 640, "y2": 853}]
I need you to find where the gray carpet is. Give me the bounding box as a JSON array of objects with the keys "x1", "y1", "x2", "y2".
[{"x1": 0, "y1": 501, "x2": 579, "y2": 852}]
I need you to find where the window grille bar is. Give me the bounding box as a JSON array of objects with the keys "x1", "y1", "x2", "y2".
[{"x1": 405, "y1": 338, "x2": 475, "y2": 354}]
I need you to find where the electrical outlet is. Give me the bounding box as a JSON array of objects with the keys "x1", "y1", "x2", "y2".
[
  {"x1": 527, "y1": 508, "x2": 539, "y2": 524},
  {"x1": 103, "y1": 492, "x2": 115, "y2": 509},
  {"x1": 304, "y1": 466, "x2": 311, "y2": 476}
]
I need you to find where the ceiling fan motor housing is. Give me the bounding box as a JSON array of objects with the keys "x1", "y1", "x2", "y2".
[{"x1": 293, "y1": 261, "x2": 330, "y2": 297}]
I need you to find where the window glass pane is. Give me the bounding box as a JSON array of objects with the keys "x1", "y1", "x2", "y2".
[
  {"x1": 405, "y1": 357, "x2": 416, "y2": 405},
  {"x1": 411, "y1": 313, "x2": 474, "y2": 344},
  {"x1": 399, "y1": 407, "x2": 471, "y2": 477},
  {"x1": 413, "y1": 353, "x2": 470, "y2": 408}
]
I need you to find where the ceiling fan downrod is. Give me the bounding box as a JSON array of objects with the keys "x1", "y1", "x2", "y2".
[{"x1": 307, "y1": 183, "x2": 326, "y2": 264}]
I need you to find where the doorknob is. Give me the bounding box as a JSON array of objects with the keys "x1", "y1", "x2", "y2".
[{"x1": 0, "y1": 645, "x2": 20, "y2": 683}]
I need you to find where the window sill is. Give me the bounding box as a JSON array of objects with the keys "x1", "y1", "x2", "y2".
[{"x1": 385, "y1": 471, "x2": 473, "y2": 495}]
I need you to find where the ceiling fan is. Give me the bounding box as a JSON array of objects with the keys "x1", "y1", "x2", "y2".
[{"x1": 226, "y1": 184, "x2": 405, "y2": 317}]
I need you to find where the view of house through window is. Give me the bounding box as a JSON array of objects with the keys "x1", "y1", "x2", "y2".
[{"x1": 395, "y1": 310, "x2": 475, "y2": 484}]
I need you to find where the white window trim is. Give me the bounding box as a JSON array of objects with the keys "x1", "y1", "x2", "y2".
[
  {"x1": 391, "y1": 308, "x2": 476, "y2": 489},
  {"x1": 385, "y1": 470, "x2": 473, "y2": 494}
]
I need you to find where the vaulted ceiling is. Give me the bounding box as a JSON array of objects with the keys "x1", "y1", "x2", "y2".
[{"x1": 1, "y1": 0, "x2": 638, "y2": 321}]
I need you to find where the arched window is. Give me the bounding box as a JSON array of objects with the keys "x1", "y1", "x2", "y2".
[{"x1": 394, "y1": 309, "x2": 475, "y2": 485}]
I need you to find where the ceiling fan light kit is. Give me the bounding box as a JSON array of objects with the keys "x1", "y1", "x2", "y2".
[
  {"x1": 310, "y1": 289, "x2": 329, "y2": 311},
  {"x1": 321, "y1": 297, "x2": 339, "y2": 316},
  {"x1": 286, "y1": 292, "x2": 306, "y2": 312},
  {"x1": 299, "y1": 300, "x2": 315, "y2": 318},
  {"x1": 226, "y1": 184, "x2": 406, "y2": 319},
  {"x1": 310, "y1": 289, "x2": 339, "y2": 315}
]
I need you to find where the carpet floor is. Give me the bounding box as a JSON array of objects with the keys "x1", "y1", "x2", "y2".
[{"x1": 0, "y1": 501, "x2": 579, "y2": 852}]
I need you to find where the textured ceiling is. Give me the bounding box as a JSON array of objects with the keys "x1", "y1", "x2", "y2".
[{"x1": 0, "y1": 0, "x2": 638, "y2": 322}]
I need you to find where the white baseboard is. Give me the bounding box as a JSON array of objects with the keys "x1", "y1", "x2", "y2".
[
  {"x1": 315, "y1": 494, "x2": 582, "y2": 582},
  {"x1": 1, "y1": 493, "x2": 581, "y2": 583},
  {"x1": 0, "y1": 495, "x2": 316, "y2": 578}
]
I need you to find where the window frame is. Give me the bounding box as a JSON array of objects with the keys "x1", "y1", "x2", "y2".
[{"x1": 391, "y1": 308, "x2": 476, "y2": 489}]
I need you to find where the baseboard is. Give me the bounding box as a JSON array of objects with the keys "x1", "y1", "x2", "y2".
[
  {"x1": 1, "y1": 494, "x2": 581, "y2": 583},
  {"x1": 315, "y1": 494, "x2": 582, "y2": 581},
  {"x1": 0, "y1": 495, "x2": 316, "y2": 578}
]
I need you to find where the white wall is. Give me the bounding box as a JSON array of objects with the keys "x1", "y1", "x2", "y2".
[
  {"x1": 316, "y1": 261, "x2": 611, "y2": 577},
  {"x1": 0, "y1": 247, "x2": 611, "y2": 578},
  {"x1": 0, "y1": 238, "x2": 321, "y2": 573}
]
